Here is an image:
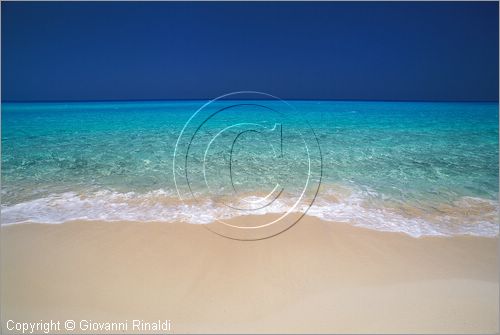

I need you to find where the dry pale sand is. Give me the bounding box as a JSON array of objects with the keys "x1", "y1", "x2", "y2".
[{"x1": 1, "y1": 215, "x2": 498, "y2": 334}]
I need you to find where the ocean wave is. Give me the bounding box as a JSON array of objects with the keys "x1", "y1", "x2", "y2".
[{"x1": 1, "y1": 188, "x2": 498, "y2": 238}]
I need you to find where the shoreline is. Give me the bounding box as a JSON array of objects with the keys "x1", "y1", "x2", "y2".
[
  {"x1": 1, "y1": 215, "x2": 498, "y2": 333},
  {"x1": 2, "y1": 195, "x2": 499, "y2": 238}
]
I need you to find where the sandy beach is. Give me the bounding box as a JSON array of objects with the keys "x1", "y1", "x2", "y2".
[
  {"x1": 2, "y1": 1, "x2": 499, "y2": 334},
  {"x1": 1, "y1": 215, "x2": 498, "y2": 334}
]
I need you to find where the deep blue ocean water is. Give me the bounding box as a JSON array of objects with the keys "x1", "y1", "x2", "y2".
[{"x1": 1, "y1": 100, "x2": 498, "y2": 237}]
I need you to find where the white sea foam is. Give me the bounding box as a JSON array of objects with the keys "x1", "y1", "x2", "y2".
[
  {"x1": 307, "y1": 193, "x2": 499, "y2": 238},
  {"x1": 1, "y1": 188, "x2": 498, "y2": 238}
]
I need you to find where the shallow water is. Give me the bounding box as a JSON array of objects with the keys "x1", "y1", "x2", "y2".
[{"x1": 2, "y1": 100, "x2": 498, "y2": 237}]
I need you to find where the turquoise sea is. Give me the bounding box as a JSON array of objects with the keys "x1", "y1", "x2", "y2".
[{"x1": 1, "y1": 100, "x2": 498, "y2": 237}]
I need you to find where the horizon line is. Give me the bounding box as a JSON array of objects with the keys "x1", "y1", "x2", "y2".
[{"x1": 2, "y1": 98, "x2": 499, "y2": 104}]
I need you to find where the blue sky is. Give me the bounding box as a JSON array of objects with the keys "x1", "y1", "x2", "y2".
[{"x1": 2, "y1": 1, "x2": 498, "y2": 102}]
